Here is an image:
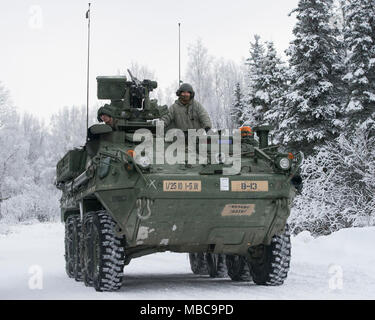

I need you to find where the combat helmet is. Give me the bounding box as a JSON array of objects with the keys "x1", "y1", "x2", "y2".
[{"x1": 97, "y1": 105, "x2": 115, "y2": 122}]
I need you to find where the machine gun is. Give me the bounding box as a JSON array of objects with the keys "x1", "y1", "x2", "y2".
[
  {"x1": 127, "y1": 69, "x2": 142, "y2": 86},
  {"x1": 127, "y1": 69, "x2": 146, "y2": 110}
]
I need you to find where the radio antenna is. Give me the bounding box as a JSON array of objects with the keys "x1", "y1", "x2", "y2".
[
  {"x1": 178, "y1": 22, "x2": 181, "y2": 86},
  {"x1": 86, "y1": 3, "x2": 91, "y2": 141}
]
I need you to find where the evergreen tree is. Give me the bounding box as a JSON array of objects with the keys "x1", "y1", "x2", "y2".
[
  {"x1": 230, "y1": 83, "x2": 245, "y2": 127},
  {"x1": 329, "y1": 0, "x2": 348, "y2": 132},
  {"x1": 243, "y1": 38, "x2": 289, "y2": 130},
  {"x1": 280, "y1": 0, "x2": 343, "y2": 155},
  {"x1": 243, "y1": 35, "x2": 266, "y2": 126},
  {"x1": 262, "y1": 41, "x2": 289, "y2": 132},
  {"x1": 342, "y1": 0, "x2": 375, "y2": 135}
]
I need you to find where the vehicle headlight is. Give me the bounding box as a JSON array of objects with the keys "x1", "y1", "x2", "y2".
[
  {"x1": 135, "y1": 155, "x2": 151, "y2": 169},
  {"x1": 278, "y1": 157, "x2": 291, "y2": 170}
]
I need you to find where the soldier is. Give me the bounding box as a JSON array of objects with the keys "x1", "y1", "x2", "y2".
[
  {"x1": 160, "y1": 83, "x2": 212, "y2": 131},
  {"x1": 97, "y1": 105, "x2": 117, "y2": 130}
]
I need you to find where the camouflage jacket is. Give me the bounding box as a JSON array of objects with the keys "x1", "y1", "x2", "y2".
[{"x1": 161, "y1": 99, "x2": 212, "y2": 131}]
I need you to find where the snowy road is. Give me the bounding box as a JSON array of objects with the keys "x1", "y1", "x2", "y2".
[{"x1": 0, "y1": 223, "x2": 374, "y2": 300}]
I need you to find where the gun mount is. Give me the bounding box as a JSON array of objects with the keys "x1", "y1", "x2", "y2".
[{"x1": 96, "y1": 71, "x2": 164, "y2": 127}]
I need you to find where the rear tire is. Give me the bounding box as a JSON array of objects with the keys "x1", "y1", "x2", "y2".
[
  {"x1": 225, "y1": 255, "x2": 251, "y2": 281},
  {"x1": 248, "y1": 225, "x2": 291, "y2": 286},
  {"x1": 206, "y1": 254, "x2": 228, "y2": 278},
  {"x1": 82, "y1": 211, "x2": 125, "y2": 292},
  {"x1": 189, "y1": 253, "x2": 208, "y2": 275}
]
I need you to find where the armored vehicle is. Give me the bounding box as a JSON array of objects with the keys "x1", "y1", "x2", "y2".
[{"x1": 57, "y1": 72, "x2": 303, "y2": 292}]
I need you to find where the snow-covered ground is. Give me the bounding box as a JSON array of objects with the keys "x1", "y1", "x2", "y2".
[{"x1": 0, "y1": 222, "x2": 374, "y2": 300}]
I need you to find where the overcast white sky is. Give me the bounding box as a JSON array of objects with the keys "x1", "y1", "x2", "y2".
[{"x1": 0, "y1": 0, "x2": 298, "y2": 120}]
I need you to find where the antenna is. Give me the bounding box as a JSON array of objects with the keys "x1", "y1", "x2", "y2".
[
  {"x1": 86, "y1": 3, "x2": 91, "y2": 141},
  {"x1": 178, "y1": 22, "x2": 181, "y2": 87}
]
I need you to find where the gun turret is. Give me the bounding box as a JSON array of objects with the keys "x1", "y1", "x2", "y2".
[{"x1": 95, "y1": 71, "x2": 167, "y2": 129}]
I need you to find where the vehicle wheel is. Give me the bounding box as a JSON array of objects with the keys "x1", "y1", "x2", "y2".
[
  {"x1": 248, "y1": 225, "x2": 291, "y2": 286},
  {"x1": 82, "y1": 211, "x2": 125, "y2": 292},
  {"x1": 206, "y1": 254, "x2": 228, "y2": 278},
  {"x1": 72, "y1": 216, "x2": 83, "y2": 281},
  {"x1": 225, "y1": 255, "x2": 251, "y2": 281},
  {"x1": 64, "y1": 216, "x2": 75, "y2": 278},
  {"x1": 189, "y1": 253, "x2": 208, "y2": 275},
  {"x1": 82, "y1": 213, "x2": 94, "y2": 287},
  {"x1": 64, "y1": 215, "x2": 82, "y2": 280}
]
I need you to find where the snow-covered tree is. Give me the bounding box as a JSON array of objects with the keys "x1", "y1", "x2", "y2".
[
  {"x1": 0, "y1": 83, "x2": 60, "y2": 223},
  {"x1": 48, "y1": 105, "x2": 96, "y2": 162},
  {"x1": 128, "y1": 61, "x2": 156, "y2": 81},
  {"x1": 290, "y1": 129, "x2": 375, "y2": 235},
  {"x1": 242, "y1": 35, "x2": 266, "y2": 126},
  {"x1": 0, "y1": 83, "x2": 12, "y2": 130},
  {"x1": 211, "y1": 58, "x2": 244, "y2": 129},
  {"x1": 184, "y1": 39, "x2": 245, "y2": 128},
  {"x1": 280, "y1": 0, "x2": 344, "y2": 155},
  {"x1": 342, "y1": 0, "x2": 375, "y2": 135},
  {"x1": 230, "y1": 83, "x2": 246, "y2": 128},
  {"x1": 0, "y1": 83, "x2": 23, "y2": 221},
  {"x1": 185, "y1": 38, "x2": 214, "y2": 117},
  {"x1": 261, "y1": 41, "x2": 289, "y2": 131},
  {"x1": 242, "y1": 37, "x2": 289, "y2": 130},
  {"x1": 162, "y1": 81, "x2": 180, "y2": 107}
]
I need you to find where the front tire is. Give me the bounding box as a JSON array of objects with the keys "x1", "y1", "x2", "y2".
[
  {"x1": 82, "y1": 213, "x2": 94, "y2": 287},
  {"x1": 248, "y1": 225, "x2": 291, "y2": 286},
  {"x1": 82, "y1": 211, "x2": 125, "y2": 292},
  {"x1": 64, "y1": 216, "x2": 75, "y2": 278},
  {"x1": 64, "y1": 215, "x2": 82, "y2": 280}
]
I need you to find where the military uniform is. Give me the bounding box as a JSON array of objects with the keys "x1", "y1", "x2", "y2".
[{"x1": 161, "y1": 83, "x2": 212, "y2": 131}]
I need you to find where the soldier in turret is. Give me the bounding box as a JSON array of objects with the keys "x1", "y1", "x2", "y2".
[{"x1": 161, "y1": 83, "x2": 212, "y2": 131}]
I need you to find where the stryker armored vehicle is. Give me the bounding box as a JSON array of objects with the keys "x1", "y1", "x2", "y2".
[{"x1": 57, "y1": 72, "x2": 303, "y2": 292}]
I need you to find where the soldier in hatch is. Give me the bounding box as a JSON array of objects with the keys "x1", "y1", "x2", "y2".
[
  {"x1": 97, "y1": 106, "x2": 117, "y2": 130},
  {"x1": 160, "y1": 83, "x2": 212, "y2": 131}
]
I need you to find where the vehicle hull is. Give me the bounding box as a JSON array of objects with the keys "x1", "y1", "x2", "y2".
[{"x1": 87, "y1": 173, "x2": 294, "y2": 257}]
